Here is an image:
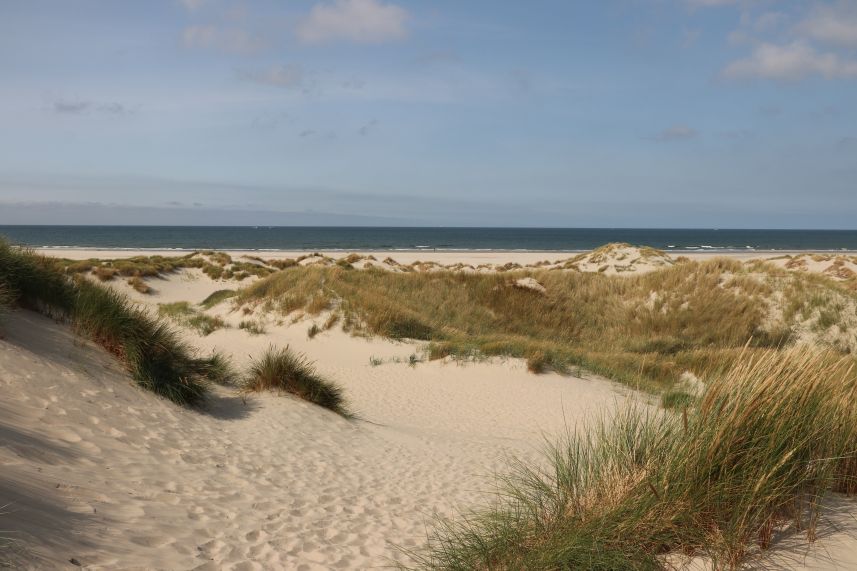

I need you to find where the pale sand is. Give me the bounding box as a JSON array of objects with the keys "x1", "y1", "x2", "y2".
[
  {"x1": 3, "y1": 255, "x2": 857, "y2": 569},
  {"x1": 0, "y1": 269, "x2": 637, "y2": 569}
]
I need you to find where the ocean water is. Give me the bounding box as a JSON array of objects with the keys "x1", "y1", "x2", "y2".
[{"x1": 1, "y1": 226, "x2": 857, "y2": 252}]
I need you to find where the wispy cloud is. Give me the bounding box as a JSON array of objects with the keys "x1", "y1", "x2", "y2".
[
  {"x1": 358, "y1": 119, "x2": 379, "y2": 136},
  {"x1": 53, "y1": 100, "x2": 135, "y2": 116},
  {"x1": 239, "y1": 64, "x2": 307, "y2": 90},
  {"x1": 722, "y1": 41, "x2": 857, "y2": 81},
  {"x1": 182, "y1": 25, "x2": 264, "y2": 53},
  {"x1": 654, "y1": 125, "x2": 698, "y2": 141},
  {"x1": 297, "y1": 0, "x2": 408, "y2": 44},
  {"x1": 178, "y1": 0, "x2": 206, "y2": 12},
  {"x1": 798, "y1": 2, "x2": 857, "y2": 47}
]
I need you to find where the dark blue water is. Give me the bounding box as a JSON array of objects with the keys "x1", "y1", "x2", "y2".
[{"x1": 2, "y1": 226, "x2": 857, "y2": 252}]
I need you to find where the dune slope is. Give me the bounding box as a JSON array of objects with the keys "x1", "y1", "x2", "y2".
[{"x1": 0, "y1": 308, "x2": 633, "y2": 570}]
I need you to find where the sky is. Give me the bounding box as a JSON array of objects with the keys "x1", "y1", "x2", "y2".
[{"x1": 1, "y1": 0, "x2": 856, "y2": 228}]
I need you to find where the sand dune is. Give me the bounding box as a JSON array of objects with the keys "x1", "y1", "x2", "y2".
[
  {"x1": 3, "y1": 252, "x2": 857, "y2": 569},
  {"x1": 0, "y1": 293, "x2": 634, "y2": 569}
]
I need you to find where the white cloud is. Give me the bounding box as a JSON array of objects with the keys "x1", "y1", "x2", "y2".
[
  {"x1": 297, "y1": 0, "x2": 408, "y2": 44},
  {"x1": 723, "y1": 41, "x2": 857, "y2": 80},
  {"x1": 182, "y1": 25, "x2": 263, "y2": 53},
  {"x1": 655, "y1": 125, "x2": 698, "y2": 141},
  {"x1": 798, "y1": 2, "x2": 857, "y2": 47}
]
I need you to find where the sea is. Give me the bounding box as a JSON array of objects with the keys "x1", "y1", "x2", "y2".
[{"x1": 1, "y1": 226, "x2": 857, "y2": 253}]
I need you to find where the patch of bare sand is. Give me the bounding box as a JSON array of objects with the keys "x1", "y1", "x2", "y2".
[{"x1": 0, "y1": 285, "x2": 633, "y2": 569}]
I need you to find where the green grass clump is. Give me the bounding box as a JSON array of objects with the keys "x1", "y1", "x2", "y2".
[
  {"x1": 241, "y1": 346, "x2": 350, "y2": 417},
  {"x1": 238, "y1": 319, "x2": 265, "y2": 335},
  {"x1": 0, "y1": 239, "x2": 220, "y2": 406},
  {"x1": 200, "y1": 289, "x2": 237, "y2": 309},
  {"x1": 158, "y1": 302, "x2": 226, "y2": 336},
  {"x1": 405, "y1": 347, "x2": 857, "y2": 569}
]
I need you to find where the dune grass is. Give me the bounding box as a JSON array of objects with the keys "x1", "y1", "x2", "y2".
[
  {"x1": 238, "y1": 319, "x2": 266, "y2": 335},
  {"x1": 404, "y1": 347, "x2": 857, "y2": 570},
  {"x1": 0, "y1": 282, "x2": 11, "y2": 320},
  {"x1": 158, "y1": 301, "x2": 227, "y2": 336},
  {"x1": 200, "y1": 289, "x2": 237, "y2": 309},
  {"x1": 234, "y1": 257, "x2": 856, "y2": 393},
  {"x1": 0, "y1": 239, "x2": 231, "y2": 406},
  {"x1": 57, "y1": 252, "x2": 276, "y2": 283},
  {"x1": 241, "y1": 346, "x2": 350, "y2": 417},
  {"x1": 127, "y1": 276, "x2": 151, "y2": 294}
]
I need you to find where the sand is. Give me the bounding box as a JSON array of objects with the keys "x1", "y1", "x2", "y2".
[
  {"x1": 0, "y1": 268, "x2": 638, "y2": 569},
  {"x1": 3, "y1": 249, "x2": 857, "y2": 569}
]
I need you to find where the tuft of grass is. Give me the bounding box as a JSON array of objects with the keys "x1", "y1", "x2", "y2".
[
  {"x1": 526, "y1": 350, "x2": 550, "y2": 374},
  {"x1": 0, "y1": 239, "x2": 216, "y2": 406},
  {"x1": 241, "y1": 346, "x2": 350, "y2": 417},
  {"x1": 307, "y1": 323, "x2": 321, "y2": 339},
  {"x1": 200, "y1": 289, "x2": 236, "y2": 309},
  {"x1": 93, "y1": 266, "x2": 117, "y2": 281},
  {"x1": 158, "y1": 302, "x2": 226, "y2": 336},
  {"x1": 404, "y1": 347, "x2": 857, "y2": 570},
  {"x1": 661, "y1": 389, "x2": 696, "y2": 409},
  {"x1": 127, "y1": 276, "x2": 151, "y2": 294},
  {"x1": 369, "y1": 356, "x2": 383, "y2": 366},
  {"x1": 238, "y1": 319, "x2": 265, "y2": 335},
  {"x1": 197, "y1": 351, "x2": 238, "y2": 386}
]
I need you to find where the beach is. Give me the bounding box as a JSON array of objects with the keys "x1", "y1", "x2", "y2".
[{"x1": 2, "y1": 244, "x2": 857, "y2": 569}]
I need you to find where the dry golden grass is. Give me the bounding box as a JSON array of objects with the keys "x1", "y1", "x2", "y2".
[{"x1": 236, "y1": 257, "x2": 857, "y2": 392}]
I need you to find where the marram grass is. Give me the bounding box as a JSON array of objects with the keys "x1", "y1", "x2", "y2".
[
  {"x1": 0, "y1": 239, "x2": 233, "y2": 406},
  {"x1": 235, "y1": 258, "x2": 857, "y2": 392},
  {"x1": 402, "y1": 347, "x2": 857, "y2": 570},
  {"x1": 241, "y1": 345, "x2": 350, "y2": 417}
]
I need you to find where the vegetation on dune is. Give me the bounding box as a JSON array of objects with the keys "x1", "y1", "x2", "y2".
[
  {"x1": 404, "y1": 347, "x2": 857, "y2": 570},
  {"x1": 127, "y1": 276, "x2": 151, "y2": 294},
  {"x1": 158, "y1": 301, "x2": 227, "y2": 336},
  {"x1": 0, "y1": 240, "x2": 232, "y2": 405},
  {"x1": 55, "y1": 251, "x2": 277, "y2": 283},
  {"x1": 0, "y1": 282, "x2": 11, "y2": 320},
  {"x1": 241, "y1": 346, "x2": 350, "y2": 417},
  {"x1": 200, "y1": 289, "x2": 237, "y2": 309},
  {"x1": 234, "y1": 257, "x2": 857, "y2": 392},
  {"x1": 238, "y1": 319, "x2": 266, "y2": 335}
]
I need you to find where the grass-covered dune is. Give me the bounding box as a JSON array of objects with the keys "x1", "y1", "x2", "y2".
[
  {"x1": 405, "y1": 347, "x2": 857, "y2": 570},
  {"x1": 0, "y1": 240, "x2": 230, "y2": 405},
  {"x1": 236, "y1": 256, "x2": 857, "y2": 392}
]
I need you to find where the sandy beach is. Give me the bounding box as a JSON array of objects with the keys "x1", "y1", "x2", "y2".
[{"x1": 2, "y1": 245, "x2": 857, "y2": 569}]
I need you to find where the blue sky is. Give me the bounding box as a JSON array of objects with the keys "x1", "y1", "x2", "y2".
[{"x1": 1, "y1": 0, "x2": 856, "y2": 227}]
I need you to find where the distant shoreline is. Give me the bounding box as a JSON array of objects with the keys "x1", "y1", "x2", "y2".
[
  {"x1": 33, "y1": 247, "x2": 857, "y2": 266},
  {"x1": 5, "y1": 226, "x2": 857, "y2": 253}
]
